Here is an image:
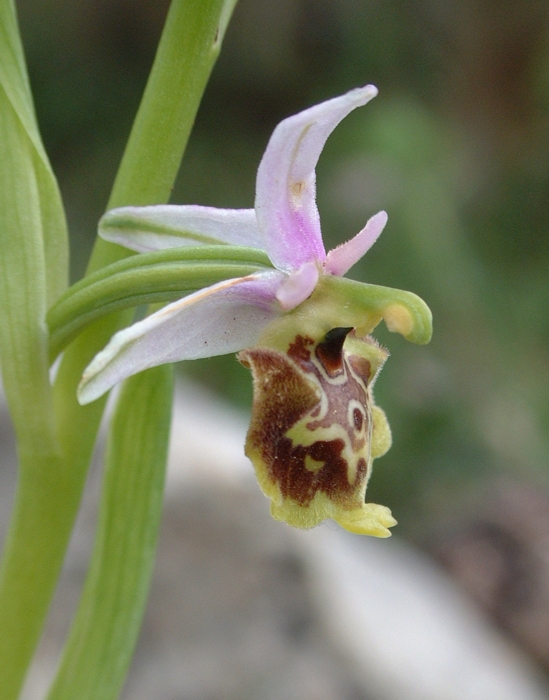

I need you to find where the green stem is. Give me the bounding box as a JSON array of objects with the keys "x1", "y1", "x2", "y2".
[
  {"x1": 0, "y1": 455, "x2": 84, "y2": 700},
  {"x1": 48, "y1": 366, "x2": 173, "y2": 700}
]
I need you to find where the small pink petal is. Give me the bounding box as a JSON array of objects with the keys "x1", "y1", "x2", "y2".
[
  {"x1": 276, "y1": 262, "x2": 319, "y2": 310},
  {"x1": 255, "y1": 85, "x2": 379, "y2": 272},
  {"x1": 325, "y1": 211, "x2": 388, "y2": 276}
]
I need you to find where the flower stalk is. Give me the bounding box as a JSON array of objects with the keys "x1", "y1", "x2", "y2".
[
  {"x1": 47, "y1": 1, "x2": 239, "y2": 697},
  {"x1": 47, "y1": 365, "x2": 174, "y2": 700}
]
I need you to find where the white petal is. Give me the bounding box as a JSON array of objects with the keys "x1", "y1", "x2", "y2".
[
  {"x1": 77, "y1": 271, "x2": 285, "y2": 405},
  {"x1": 325, "y1": 211, "x2": 388, "y2": 276},
  {"x1": 99, "y1": 205, "x2": 264, "y2": 253},
  {"x1": 255, "y1": 85, "x2": 378, "y2": 272}
]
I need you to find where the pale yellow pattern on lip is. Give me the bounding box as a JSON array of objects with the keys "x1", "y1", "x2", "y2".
[
  {"x1": 305, "y1": 455, "x2": 325, "y2": 473},
  {"x1": 268, "y1": 489, "x2": 397, "y2": 537}
]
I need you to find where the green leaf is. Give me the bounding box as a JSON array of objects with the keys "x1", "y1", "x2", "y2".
[
  {"x1": 0, "y1": 0, "x2": 67, "y2": 453},
  {"x1": 0, "y1": 0, "x2": 68, "y2": 307},
  {"x1": 0, "y1": 0, "x2": 68, "y2": 447},
  {"x1": 0, "y1": 93, "x2": 54, "y2": 451}
]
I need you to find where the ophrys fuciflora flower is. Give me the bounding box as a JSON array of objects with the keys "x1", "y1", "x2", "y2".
[{"x1": 78, "y1": 86, "x2": 432, "y2": 536}]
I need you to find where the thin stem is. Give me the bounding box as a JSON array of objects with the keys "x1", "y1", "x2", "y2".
[{"x1": 48, "y1": 366, "x2": 173, "y2": 700}]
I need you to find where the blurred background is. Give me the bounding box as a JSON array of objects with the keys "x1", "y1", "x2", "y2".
[{"x1": 10, "y1": 0, "x2": 549, "y2": 690}]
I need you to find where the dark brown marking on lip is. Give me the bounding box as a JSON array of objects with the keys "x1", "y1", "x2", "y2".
[
  {"x1": 353, "y1": 407, "x2": 364, "y2": 432},
  {"x1": 271, "y1": 437, "x2": 355, "y2": 506},
  {"x1": 239, "y1": 347, "x2": 319, "y2": 437},
  {"x1": 287, "y1": 335, "x2": 314, "y2": 365}
]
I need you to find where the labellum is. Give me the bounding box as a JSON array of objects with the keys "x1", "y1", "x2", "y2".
[{"x1": 238, "y1": 327, "x2": 396, "y2": 537}]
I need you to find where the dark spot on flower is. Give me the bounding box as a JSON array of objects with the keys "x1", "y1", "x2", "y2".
[
  {"x1": 287, "y1": 335, "x2": 314, "y2": 364},
  {"x1": 353, "y1": 408, "x2": 363, "y2": 431}
]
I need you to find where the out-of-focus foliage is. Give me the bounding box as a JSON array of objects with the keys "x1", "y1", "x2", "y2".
[{"x1": 17, "y1": 0, "x2": 549, "y2": 536}]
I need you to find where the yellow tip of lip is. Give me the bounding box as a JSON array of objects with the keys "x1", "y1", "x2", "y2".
[{"x1": 335, "y1": 503, "x2": 397, "y2": 538}]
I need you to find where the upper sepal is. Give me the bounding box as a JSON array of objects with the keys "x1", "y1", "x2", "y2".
[{"x1": 255, "y1": 85, "x2": 379, "y2": 273}]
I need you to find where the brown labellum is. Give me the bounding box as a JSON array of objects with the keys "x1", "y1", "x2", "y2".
[{"x1": 238, "y1": 328, "x2": 396, "y2": 536}]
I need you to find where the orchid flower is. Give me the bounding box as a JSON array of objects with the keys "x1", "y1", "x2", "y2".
[{"x1": 77, "y1": 85, "x2": 432, "y2": 537}]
